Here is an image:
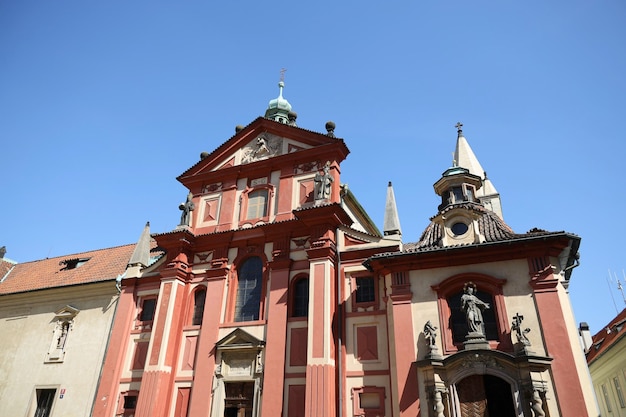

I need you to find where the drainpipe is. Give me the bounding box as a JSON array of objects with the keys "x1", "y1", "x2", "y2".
[
  {"x1": 336, "y1": 229, "x2": 343, "y2": 417},
  {"x1": 337, "y1": 184, "x2": 348, "y2": 417}
]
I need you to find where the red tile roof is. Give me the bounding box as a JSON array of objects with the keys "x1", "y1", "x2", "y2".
[
  {"x1": 586, "y1": 308, "x2": 626, "y2": 365},
  {"x1": 0, "y1": 258, "x2": 17, "y2": 283},
  {"x1": 0, "y1": 244, "x2": 136, "y2": 295}
]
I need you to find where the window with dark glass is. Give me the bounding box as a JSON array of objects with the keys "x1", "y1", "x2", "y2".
[
  {"x1": 451, "y1": 222, "x2": 468, "y2": 236},
  {"x1": 448, "y1": 289, "x2": 497, "y2": 344},
  {"x1": 465, "y1": 185, "x2": 476, "y2": 202},
  {"x1": 247, "y1": 190, "x2": 268, "y2": 219},
  {"x1": 234, "y1": 257, "x2": 263, "y2": 322},
  {"x1": 452, "y1": 186, "x2": 464, "y2": 203},
  {"x1": 34, "y1": 389, "x2": 56, "y2": 417},
  {"x1": 355, "y1": 277, "x2": 375, "y2": 304},
  {"x1": 139, "y1": 298, "x2": 157, "y2": 321},
  {"x1": 124, "y1": 395, "x2": 138, "y2": 410},
  {"x1": 292, "y1": 277, "x2": 309, "y2": 317},
  {"x1": 192, "y1": 288, "x2": 206, "y2": 325}
]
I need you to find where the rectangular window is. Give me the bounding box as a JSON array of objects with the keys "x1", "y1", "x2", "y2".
[
  {"x1": 615, "y1": 377, "x2": 626, "y2": 408},
  {"x1": 124, "y1": 395, "x2": 137, "y2": 410},
  {"x1": 34, "y1": 389, "x2": 56, "y2": 417},
  {"x1": 355, "y1": 277, "x2": 375, "y2": 304},
  {"x1": 602, "y1": 384, "x2": 613, "y2": 412},
  {"x1": 352, "y1": 386, "x2": 385, "y2": 417},
  {"x1": 139, "y1": 298, "x2": 157, "y2": 321},
  {"x1": 247, "y1": 190, "x2": 268, "y2": 219},
  {"x1": 360, "y1": 392, "x2": 381, "y2": 409}
]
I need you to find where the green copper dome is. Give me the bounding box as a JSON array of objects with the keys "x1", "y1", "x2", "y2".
[{"x1": 265, "y1": 81, "x2": 293, "y2": 124}]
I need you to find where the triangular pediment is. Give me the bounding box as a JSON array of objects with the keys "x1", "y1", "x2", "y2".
[
  {"x1": 178, "y1": 117, "x2": 346, "y2": 185},
  {"x1": 215, "y1": 328, "x2": 265, "y2": 350},
  {"x1": 54, "y1": 305, "x2": 80, "y2": 320}
]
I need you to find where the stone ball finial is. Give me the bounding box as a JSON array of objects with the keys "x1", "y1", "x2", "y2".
[
  {"x1": 325, "y1": 121, "x2": 336, "y2": 137},
  {"x1": 235, "y1": 125, "x2": 244, "y2": 133},
  {"x1": 200, "y1": 152, "x2": 209, "y2": 160}
]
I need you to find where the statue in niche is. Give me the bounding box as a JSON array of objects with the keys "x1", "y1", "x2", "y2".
[
  {"x1": 179, "y1": 192, "x2": 195, "y2": 226},
  {"x1": 314, "y1": 161, "x2": 333, "y2": 200},
  {"x1": 511, "y1": 313, "x2": 532, "y2": 346},
  {"x1": 461, "y1": 282, "x2": 490, "y2": 336},
  {"x1": 56, "y1": 321, "x2": 70, "y2": 349},
  {"x1": 424, "y1": 320, "x2": 438, "y2": 347}
]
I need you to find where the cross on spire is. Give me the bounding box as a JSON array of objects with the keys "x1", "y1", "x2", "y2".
[
  {"x1": 455, "y1": 122, "x2": 463, "y2": 132},
  {"x1": 280, "y1": 68, "x2": 287, "y2": 82}
]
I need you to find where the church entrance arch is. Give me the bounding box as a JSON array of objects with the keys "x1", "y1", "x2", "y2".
[{"x1": 456, "y1": 374, "x2": 516, "y2": 417}]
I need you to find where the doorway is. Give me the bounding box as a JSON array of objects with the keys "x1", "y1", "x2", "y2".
[
  {"x1": 224, "y1": 382, "x2": 254, "y2": 417},
  {"x1": 456, "y1": 374, "x2": 516, "y2": 417}
]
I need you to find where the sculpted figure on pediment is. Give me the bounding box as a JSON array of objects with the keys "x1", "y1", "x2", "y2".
[{"x1": 241, "y1": 134, "x2": 283, "y2": 163}]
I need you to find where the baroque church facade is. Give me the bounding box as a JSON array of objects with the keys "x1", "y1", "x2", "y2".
[{"x1": 86, "y1": 82, "x2": 597, "y2": 417}]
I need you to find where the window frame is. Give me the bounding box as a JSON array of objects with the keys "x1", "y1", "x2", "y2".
[
  {"x1": 190, "y1": 286, "x2": 207, "y2": 326},
  {"x1": 228, "y1": 255, "x2": 267, "y2": 323},
  {"x1": 117, "y1": 390, "x2": 139, "y2": 417},
  {"x1": 350, "y1": 274, "x2": 379, "y2": 311},
  {"x1": 239, "y1": 183, "x2": 274, "y2": 225},
  {"x1": 432, "y1": 273, "x2": 510, "y2": 354},
  {"x1": 33, "y1": 387, "x2": 57, "y2": 417},
  {"x1": 614, "y1": 376, "x2": 626, "y2": 408},
  {"x1": 290, "y1": 274, "x2": 309, "y2": 319},
  {"x1": 351, "y1": 386, "x2": 385, "y2": 417},
  {"x1": 135, "y1": 295, "x2": 158, "y2": 331},
  {"x1": 602, "y1": 383, "x2": 613, "y2": 413}
]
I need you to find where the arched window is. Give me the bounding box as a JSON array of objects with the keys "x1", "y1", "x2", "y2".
[
  {"x1": 234, "y1": 257, "x2": 263, "y2": 322},
  {"x1": 292, "y1": 276, "x2": 309, "y2": 318},
  {"x1": 192, "y1": 287, "x2": 206, "y2": 325}
]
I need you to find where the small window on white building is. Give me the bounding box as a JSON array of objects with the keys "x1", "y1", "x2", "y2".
[
  {"x1": 34, "y1": 388, "x2": 56, "y2": 417},
  {"x1": 602, "y1": 383, "x2": 613, "y2": 413},
  {"x1": 46, "y1": 305, "x2": 79, "y2": 363},
  {"x1": 614, "y1": 377, "x2": 626, "y2": 408}
]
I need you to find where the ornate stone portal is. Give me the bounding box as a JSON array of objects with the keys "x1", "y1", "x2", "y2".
[
  {"x1": 417, "y1": 349, "x2": 553, "y2": 417},
  {"x1": 212, "y1": 329, "x2": 265, "y2": 417}
]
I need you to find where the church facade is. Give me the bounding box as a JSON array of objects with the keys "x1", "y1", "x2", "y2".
[{"x1": 90, "y1": 83, "x2": 598, "y2": 417}]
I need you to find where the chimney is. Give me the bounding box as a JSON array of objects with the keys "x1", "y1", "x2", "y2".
[{"x1": 579, "y1": 322, "x2": 593, "y2": 352}]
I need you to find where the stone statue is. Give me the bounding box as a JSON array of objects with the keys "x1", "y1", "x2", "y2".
[
  {"x1": 314, "y1": 161, "x2": 333, "y2": 200},
  {"x1": 56, "y1": 321, "x2": 69, "y2": 349},
  {"x1": 531, "y1": 390, "x2": 546, "y2": 417},
  {"x1": 461, "y1": 282, "x2": 490, "y2": 336},
  {"x1": 179, "y1": 192, "x2": 195, "y2": 226},
  {"x1": 512, "y1": 313, "x2": 532, "y2": 346},
  {"x1": 434, "y1": 390, "x2": 445, "y2": 417},
  {"x1": 424, "y1": 320, "x2": 438, "y2": 347}
]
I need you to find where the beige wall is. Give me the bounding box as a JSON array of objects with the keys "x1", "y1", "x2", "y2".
[
  {"x1": 589, "y1": 336, "x2": 626, "y2": 416},
  {"x1": 0, "y1": 282, "x2": 118, "y2": 417}
]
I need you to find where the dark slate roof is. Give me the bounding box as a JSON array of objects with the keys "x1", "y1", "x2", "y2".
[
  {"x1": 409, "y1": 202, "x2": 516, "y2": 251},
  {"x1": 373, "y1": 202, "x2": 575, "y2": 259},
  {"x1": 586, "y1": 308, "x2": 626, "y2": 365}
]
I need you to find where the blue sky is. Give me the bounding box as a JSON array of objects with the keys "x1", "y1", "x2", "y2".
[{"x1": 2, "y1": 1, "x2": 625, "y2": 334}]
